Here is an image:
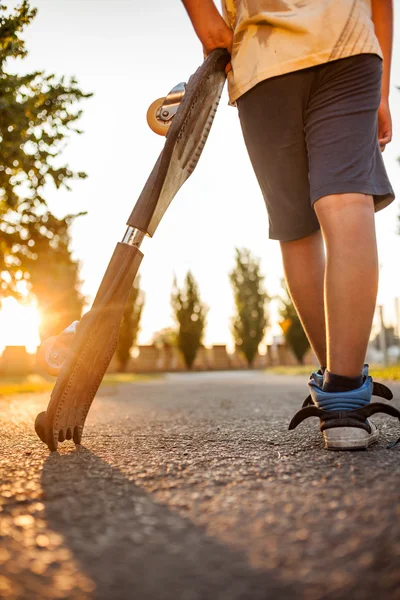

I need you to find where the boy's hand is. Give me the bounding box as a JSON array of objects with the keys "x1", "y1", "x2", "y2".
[
  {"x1": 378, "y1": 99, "x2": 392, "y2": 152},
  {"x1": 182, "y1": 0, "x2": 233, "y2": 73},
  {"x1": 201, "y1": 20, "x2": 233, "y2": 73}
]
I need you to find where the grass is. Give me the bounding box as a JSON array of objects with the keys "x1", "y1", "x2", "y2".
[
  {"x1": 0, "y1": 372, "x2": 160, "y2": 397},
  {"x1": 266, "y1": 364, "x2": 400, "y2": 380},
  {"x1": 0, "y1": 374, "x2": 54, "y2": 396},
  {"x1": 102, "y1": 372, "x2": 160, "y2": 384},
  {"x1": 369, "y1": 365, "x2": 400, "y2": 381}
]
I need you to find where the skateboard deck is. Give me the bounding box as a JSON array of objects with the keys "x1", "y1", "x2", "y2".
[{"x1": 35, "y1": 49, "x2": 230, "y2": 451}]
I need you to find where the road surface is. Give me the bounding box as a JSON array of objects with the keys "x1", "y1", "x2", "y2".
[{"x1": 1, "y1": 371, "x2": 400, "y2": 599}]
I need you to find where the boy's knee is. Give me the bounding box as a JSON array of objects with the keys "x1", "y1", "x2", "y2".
[{"x1": 314, "y1": 193, "x2": 374, "y2": 218}]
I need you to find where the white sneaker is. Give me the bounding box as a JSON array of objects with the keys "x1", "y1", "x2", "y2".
[
  {"x1": 288, "y1": 368, "x2": 400, "y2": 451},
  {"x1": 323, "y1": 419, "x2": 378, "y2": 450}
]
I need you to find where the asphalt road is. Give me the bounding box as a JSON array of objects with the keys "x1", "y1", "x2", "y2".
[{"x1": 1, "y1": 371, "x2": 400, "y2": 600}]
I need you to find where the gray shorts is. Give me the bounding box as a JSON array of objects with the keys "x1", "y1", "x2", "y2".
[{"x1": 237, "y1": 54, "x2": 394, "y2": 241}]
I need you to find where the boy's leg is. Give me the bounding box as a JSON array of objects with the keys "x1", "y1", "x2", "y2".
[
  {"x1": 237, "y1": 55, "x2": 397, "y2": 448},
  {"x1": 314, "y1": 193, "x2": 378, "y2": 377},
  {"x1": 305, "y1": 54, "x2": 393, "y2": 383},
  {"x1": 280, "y1": 230, "x2": 326, "y2": 368},
  {"x1": 238, "y1": 55, "x2": 393, "y2": 380},
  {"x1": 280, "y1": 193, "x2": 378, "y2": 378}
]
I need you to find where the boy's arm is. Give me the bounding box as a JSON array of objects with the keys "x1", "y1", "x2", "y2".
[
  {"x1": 181, "y1": 0, "x2": 233, "y2": 69},
  {"x1": 371, "y1": 0, "x2": 393, "y2": 150}
]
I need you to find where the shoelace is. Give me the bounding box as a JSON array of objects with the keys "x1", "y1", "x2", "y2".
[{"x1": 289, "y1": 381, "x2": 400, "y2": 449}]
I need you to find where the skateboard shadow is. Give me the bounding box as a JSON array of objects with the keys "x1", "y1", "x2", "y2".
[{"x1": 41, "y1": 447, "x2": 293, "y2": 600}]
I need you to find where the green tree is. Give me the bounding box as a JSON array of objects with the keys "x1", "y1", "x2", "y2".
[
  {"x1": 116, "y1": 276, "x2": 144, "y2": 371},
  {"x1": 152, "y1": 327, "x2": 177, "y2": 370},
  {"x1": 152, "y1": 327, "x2": 177, "y2": 350},
  {"x1": 171, "y1": 271, "x2": 207, "y2": 369},
  {"x1": 279, "y1": 281, "x2": 310, "y2": 364},
  {"x1": 28, "y1": 212, "x2": 85, "y2": 341},
  {"x1": 229, "y1": 248, "x2": 268, "y2": 366},
  {"x1": 0, "y1": 1, "x2": 91, "y2": 303}
]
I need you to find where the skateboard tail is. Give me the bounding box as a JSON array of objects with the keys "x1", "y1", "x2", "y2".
[{"x1": 35, "y1": 242, "x2": 143, "y2": 451}]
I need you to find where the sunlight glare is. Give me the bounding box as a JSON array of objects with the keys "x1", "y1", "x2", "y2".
[{"x1": 0, "y1": 298, "x2": 41, "y2": 354}]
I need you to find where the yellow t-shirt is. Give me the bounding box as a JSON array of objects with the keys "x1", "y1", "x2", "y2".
[{"x1": 222, "y1": 0, "x2": 382, "y2": 104}]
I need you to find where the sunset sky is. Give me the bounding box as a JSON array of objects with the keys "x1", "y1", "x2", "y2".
[{"x1": 1, "y1": 0, "x2": 400, "y2": 352}]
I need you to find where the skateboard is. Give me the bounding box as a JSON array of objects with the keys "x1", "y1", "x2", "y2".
[{"x1": 35, "y1": 49, "x2": 231, "y2": 451}]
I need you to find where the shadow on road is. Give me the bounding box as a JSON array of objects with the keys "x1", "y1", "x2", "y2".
[{"x1": 41, "y1": 447, "x2": 294, "y2": 600}]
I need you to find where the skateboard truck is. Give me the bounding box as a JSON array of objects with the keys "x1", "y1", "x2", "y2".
[
  {"x1": 34, "y1": 49, "x2": 231, "y2": 451},
  {"x1": 122, "y1": 226, "x2": 146, "y2": 246},
  {"x1": 146, "y1": 82, "x2": 186, "y2": 136}
]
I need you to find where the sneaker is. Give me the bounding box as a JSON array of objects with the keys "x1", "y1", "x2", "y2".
[{"x1": 289, "y1": 366, "x2": 400, "y2": 451}]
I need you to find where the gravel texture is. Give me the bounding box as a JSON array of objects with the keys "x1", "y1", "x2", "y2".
[{"x1": 1, "y1": 371, "x2": 400, "y2": 600}]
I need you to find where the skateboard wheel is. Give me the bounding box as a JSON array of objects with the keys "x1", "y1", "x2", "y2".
[
  {"x1": 37, "y1": 336, "x2": 66, "y2": 377},
  {"x1": 146, "y1": 97, "x2": 171, "y2": 136}
]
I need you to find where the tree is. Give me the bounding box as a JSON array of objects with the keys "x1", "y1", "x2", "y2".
[
  {"x1": 28, "y1": 212, "x2": 85, "y2": 341},
  {"x1": 0, "y1": 1, "x2": 91, "y2": 303},
  {"x1": 152, "y1": 327, "x2": 177, "y2": 350},
  {"x1": 152, "y1": 327, "x2": 177, "y2": 370},
  {"x1": 279, "y1": 281, "x2": 310, "y2": 364},
  {"x1": 116, "y1": 276, "x2": 144, "y2": 371},
  {"x1": 229, "y1": 248, "x2": 268, "y2": 366},
  {"x1": 171, "y1": 271, "x2": 207, "y2": 369}
]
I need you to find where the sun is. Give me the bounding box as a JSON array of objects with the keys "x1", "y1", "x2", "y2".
[{"x1": 0, "y1": 297, "x2": 41, "y2": 354}]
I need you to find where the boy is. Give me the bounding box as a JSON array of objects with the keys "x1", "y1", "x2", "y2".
[{"x1": 182, "y1": 0, "x2": 398, "y2": 449}]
